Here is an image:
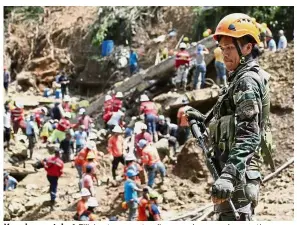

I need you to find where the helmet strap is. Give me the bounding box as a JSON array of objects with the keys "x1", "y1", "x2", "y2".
[{"x1": 232, "y1": 38, "x2": 246, "y2": 64}]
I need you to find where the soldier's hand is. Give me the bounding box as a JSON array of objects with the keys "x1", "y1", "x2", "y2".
[
  {"x1": 211, "y1": 173, "x2": 235, "y2": 204},
  {"x1": 185, "y1": 107, "x2": 206, "y2": 123}
]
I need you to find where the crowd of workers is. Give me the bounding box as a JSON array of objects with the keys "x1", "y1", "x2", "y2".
[{"x1": 3, "y1": 15, "x2": 289, "y2": 221}]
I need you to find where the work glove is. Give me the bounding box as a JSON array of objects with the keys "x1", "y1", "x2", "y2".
[
  {"x1": 185, "y1": 106, "x2": 206, "y2": 123},
  {"x1": 211, "y1": 173, "x2": 235, "y2": 204}
]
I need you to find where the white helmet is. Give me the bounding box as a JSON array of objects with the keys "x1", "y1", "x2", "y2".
[
  {"x1": 159, "y1": 115, "x2": 165, "y2": 121},
  {"x1": 79, "y1": 108, "x2": 86, "y2": 115},
  {"x1": 41, "y1": 107, "x2": 48, "y2": 115},
  {"x1": 279, "y1": 30, "x2": 284, "y2": 35},
  {"x1": 81, "y1": 188, "x2": 91, "y2": 197},
  {"x1": 64, "y1": 95, "x2": 71, "y2": 102},
  {"x1": 112, "y1": 125, "x2": 123, "y2": 133},
  {"x1": 179, "y1": 42, "x2": 187, "y2": 49},
  {"x1": 64, "y1": 112, "x2": 71, "y2": 119},
  {"x1": 105, "y1": 95, "x2": 112, "y2": 101},
  {"x1": 140, "y1": 94, "x2": 149, "y2": 102},
  {"x1": 125, "y1": 154, "x2": 136, "y2": 161},
  {"x1": 86, "y1": 141, "x2": 96, "y2": 150},
  {"x1": 87, "y1": 197, "x2": 98, "y2": 207},
  {"x1": 115, "y1": 92, "x2": 123, "y2": 98},
  {"x1": 140, "y1": 123, "x2": 147, "y2": 130}
]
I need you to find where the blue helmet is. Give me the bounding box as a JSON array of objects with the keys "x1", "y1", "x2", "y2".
[
  {"x1": 137, "y1": 139, "x2": 148, "y2": 149},
  {"x1": 126, "y1": 169, "x2": 137, "y2": 177},
  {"x1": 197, "y1": 44, "x2": 203, "y2": 51}
]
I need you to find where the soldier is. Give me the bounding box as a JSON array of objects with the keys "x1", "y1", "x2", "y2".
[{"x1": 186, "y1": 13, "x2": 272, "y2": 221}]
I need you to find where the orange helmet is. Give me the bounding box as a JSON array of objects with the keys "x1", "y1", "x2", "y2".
[{"x1": 213, "y1": 13, "x2": 261, "y2": 45}]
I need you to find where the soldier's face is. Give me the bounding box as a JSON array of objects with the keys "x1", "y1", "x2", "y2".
[{"x1": 219, "y1": 36, "x2": 239, "y2": 72}]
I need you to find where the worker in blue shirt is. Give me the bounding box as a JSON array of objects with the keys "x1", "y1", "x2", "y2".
[
  {"x1": 129, "y1": 50, "x2": 139, "y2": 75},
  {"x1": 26, "y1": 115, "x2": 37, "y2": 159},
  {"x1": 4, "y1": 172, "x2": 18, "y2": 191},
  {"x1": 278, "y1": 30, "x2": 287, "y2": 50}
]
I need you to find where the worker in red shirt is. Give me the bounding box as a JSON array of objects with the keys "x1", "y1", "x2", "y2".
[
  {"x1": 62, "y1": 95, "x2": 71, "y2": 112},
  {"x1": 174, "y1": 42, "x2": 191, "y2": 91},
  {"x1": 134, "y1": 123, "x2": 153, "y2": 158},
  {"x1": 107, "y1": 125, "x2": 125, "y2": 180},
  {"x1": 44, "y1": 148, "x2": 64, "y2": 206},
  {"x1": 139, "y1": 94, "x2": 158, "y2": 142},
  {"x1": 74, "y1": 141, "x2": 97, "y2": 190},
  {"x1": 49, "y1": 112, "x2": 72, "y2": 143},
  {"x1": 113, "y1": 92, "x2": 123, "y2": 112},
  {"x1": 34, "y1": 107, "x2": 48, "y2": 128},
  {"x1": 104, "y1": 94, "x2": 113, "y2": 114},
  {"x1": 11, "y1": 101, "x2": 25, "y2": 135}
]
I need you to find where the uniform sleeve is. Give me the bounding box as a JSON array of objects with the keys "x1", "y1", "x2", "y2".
[
  {"x1": 151, "y1": 204, "x2": 160, "y2": 215},
  {"x1": 221, "y1": 76, "x2": 262, "y2": 181}
]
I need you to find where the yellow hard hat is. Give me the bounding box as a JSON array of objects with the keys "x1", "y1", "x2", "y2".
[
  {"x1": 87, "y1": 152, "x2": 96, "y2": 159},
  {"x1": 183, "y1": 37, "x2": 189, "y2": 42}
]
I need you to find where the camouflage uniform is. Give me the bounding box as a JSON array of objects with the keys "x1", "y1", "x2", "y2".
[{"x1": 208, "y1": 58, "x2": 271, "y2": 221}]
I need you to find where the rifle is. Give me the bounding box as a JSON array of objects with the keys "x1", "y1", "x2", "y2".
[{"x1": 189, "y1": 119, "x2": 240, "y2": 220}]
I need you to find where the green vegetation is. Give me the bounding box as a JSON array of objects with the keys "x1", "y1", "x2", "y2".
[
  {"x1": 192, "y1": 6, "x2": 294, "y2": 41},
  {"x1": 5, "y1": 6, "x2": 44, "y2": 21}
]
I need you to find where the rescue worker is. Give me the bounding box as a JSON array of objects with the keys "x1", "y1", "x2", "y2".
[
  {"x1": 183, "y1": 36, "x2": 190, "y2": 48},
  {"x1": 4, "y1": 172, "x2": 18, "y2": 191},
  {"x1": 124, "y1": 169, "x2": 143, "y2": 221},
  {"x1": 62, "y1": 95, "x2": 71, "y2": 112},
  {"x1": 177, "y1": 99, "x2": 190, "y2": 145},
  {"x1": 174, "y1": 42, "x2": 190, "y2": 91},
  {"x1": 75, "y1": 188, "x2": 91, "y2": 220},
  {"x1": 113, "y1": 92, "x2": 124, "y2": 112},
  {"x1": 194, "y1": 44, "x2": 209, "y2": 89},
  {"x1": 146, "y1": 191, "x2": 161, "y2": 221},
  {"x1": 139, "y1": 94, "x2": 158, "y2": 142},
  {"x1": 156, "y1": 115, "x2": 178, "y2": 154},
  {"x1": 34, "y1": 106, "x2": 48, "y2": 128},
  {"x1": 11, "y1": 101, "x2": 25, "y2": 136},
  {"x1": 123, "y1": 154, "x2": 142, "y2": 185},
  {"x1": 278, "y1": 30, "x2": 288, "y2": 50},
  {"x1": 138, "y1": 139, "x2": 166, "y2": 188},
  {"x1": 4, "y1": 66, "x2": 11, "y2": 94},
  {"x1": 137, "y1": 187, "x2": 150, "y2": 221},
  {"x1": 74, "y1": 125, "x2": 88, "y2": 153},
  {"x1": 103, "y1": 94, "x2": 113, "y2": 127},
  {"x1": 134, "y1": 123, "x2": 153, "y2": 158},
  {"x1": 165, "y1": 117, "x2": 178, "y2": 138},
  {"x1": 107, "y1": 125, "x2": 125, "y2": 180},
  {"x1": 107, "y1": 109, "x2": 125, "y2": 131},
  {"x1": 49, "y1": 112, "x2": 72, "y2": 143},
  {"x1": 40, "y1": 119, "x2": 54, "y2": 143},
  {"x1": 74, "y1": 141, "x2": 97, "y2": 188},
  {"x1": 82, "y1": 151, "x2": 99, "y2": 186},
  {"x1": 82, "y1": 165, "x2": 95, "y2": 197},
  {"x1": 129, "y1": 49, "x2": 139, "y2": 75},
  {"x1": 79, "y1": 197, "x2": 98, "y2": 221},
  {"x1": 160, "y1": 44, "x2": 169, "y2": 61},
  {"x1": 58, "y1": 71, "x2": 69, "y2": 99},
  {"x1": 4, "y1": 103, "x2": 11, "y2": 150},
  {"x1": 266, "y1": 34, "x2": 277, "y2": 52},
  {"x1": 186, "y1": 13, "x2": 271, "y2": 221},
  {"x1": 44, "y1": 148, "x2": 64, "y2": 207},
  {"x1": 76, "y1": 108, "x2": 93, "y2": 135},
  {"x1": 51, "y1": 102, "x2": 62, "y2": 121},
  {"x1": 60, "y1": 132, "x2": 74, "y2": 163},
  {"x1": 214, "y1": 41, "x2": 227, "y2": 86},
  {"x1": 25, "y1": 114, "x2": 37, "y2": 159}
]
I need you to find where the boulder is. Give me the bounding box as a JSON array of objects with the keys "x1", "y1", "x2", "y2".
[
  {"x1": 163, "y1": 190, "x2": 177, "y2": 203},
  {"x1": 16, "y1": 71, "x2": 38, "y2": 90},
  {"x1": 24, "y1": 195, "x2": 49, "y2": 210}
]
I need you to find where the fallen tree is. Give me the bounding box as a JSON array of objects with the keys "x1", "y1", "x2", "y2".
[{"x1": 86, "y1": 35, "x2": 217, "y2": 115}]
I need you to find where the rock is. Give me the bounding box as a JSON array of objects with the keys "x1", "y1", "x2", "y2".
[
  {"x1": 159, "y1": 185, "x2": 169, "y2": 193},
  {"x1": 4, "y1": 208, "x2": 11, "y2": 221},
  {"x1": 153, "y1": 138, "x2": 170, "y2": 161},
  {"x1": 163, "y1": 190, "x2": 177, "y2": 203},
  {"x1": 16, "y1": 71, "x2": 38, "y2": 90},
  {"x1": 8, "y1": 202, "x2": 25, "y2": 216},
  {"x1": 173, "y1": 138, "x2": 209, "y2": 181},
  {"x1": 72, "y1": 193, "x2": 81, "y2": 200},
  {"x1": 26, "y1": 184, "x2": 38, "y2": 190}
]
